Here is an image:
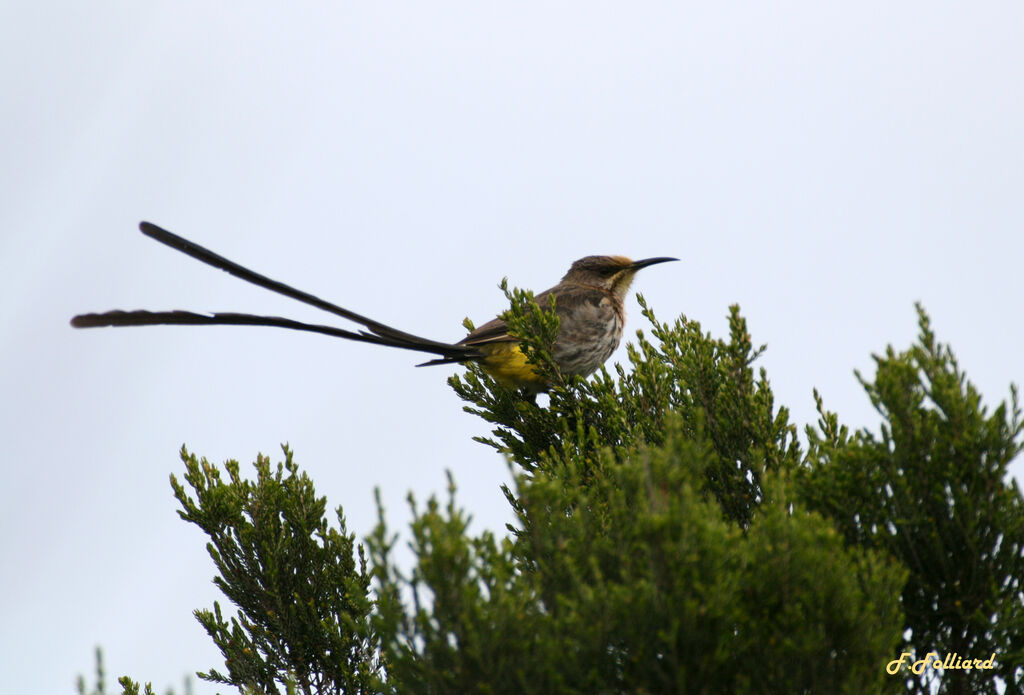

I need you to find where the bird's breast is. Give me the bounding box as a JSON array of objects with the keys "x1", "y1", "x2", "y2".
[{"x1": 551, "y1": 294, "x2": 624, "y2": 377}]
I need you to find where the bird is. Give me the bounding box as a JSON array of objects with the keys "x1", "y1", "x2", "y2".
[{"x1": 71, "y1": 222, "x2": 677, "y2": 393}]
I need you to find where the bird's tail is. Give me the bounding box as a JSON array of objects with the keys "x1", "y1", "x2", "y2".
[{"x1": 70, "y1": 222, "x2": 481, "y2": 365}]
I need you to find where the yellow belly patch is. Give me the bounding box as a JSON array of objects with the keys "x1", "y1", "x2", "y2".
[{"x1": 478, "y1": 342, "x2": 545, "y2": 388}]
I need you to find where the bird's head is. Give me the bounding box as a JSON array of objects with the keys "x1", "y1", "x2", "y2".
[{"x1": 562, "y1": 255, "x2": 678, "y2": 297}]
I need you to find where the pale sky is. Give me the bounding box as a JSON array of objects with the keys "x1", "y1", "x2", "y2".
[{"x1": 2, "y1": 3, "x2": 1022, "y2": 693}]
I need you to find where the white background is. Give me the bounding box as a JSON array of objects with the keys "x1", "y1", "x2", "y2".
[{"x1": 2, "y1": 3, "x2": 1022, "y2": 693}]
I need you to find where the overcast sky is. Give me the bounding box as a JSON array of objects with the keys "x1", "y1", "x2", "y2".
[{"x1": 2, "y1": 3, "x2": 1022, "y2": 693}]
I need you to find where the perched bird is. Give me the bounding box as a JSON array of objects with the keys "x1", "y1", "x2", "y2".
[{"x1": 72, "y1": 222, "x2": 676, "y2": 393}]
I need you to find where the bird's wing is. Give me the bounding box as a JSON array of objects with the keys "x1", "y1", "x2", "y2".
[
  {"x1": 456, "y1": 283, "x2": 611, "y2": 348},
  {"x1": 415, "y1": 289, "x2": 549, "y2": 367},
  {"x1": 456, "y1": 287, "x2": 563, "y2": 347},
  {"x1": 416, "y1": 285, "x2": 611, "y2": 368},
  {"x1": 458, "y1": 316, "x2": 513, "y2": 346}
]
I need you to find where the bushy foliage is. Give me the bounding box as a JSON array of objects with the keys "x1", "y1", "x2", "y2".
[
  {"x1": 451, "y1": 286, "x2": 801, "y2": 528},
  {"x1": 106, "y1": 295, "x2": 1021, "y2": 695},
  {"x1": 367, "y1": 425, "x2": 904, "y2": 694},
  {"x1": 801, "y1": 305, "x2": 1024, "y2": 695}
]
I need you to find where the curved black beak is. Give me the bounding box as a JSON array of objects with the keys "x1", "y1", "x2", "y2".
[{"x1": 630, "y1": 257, "x2": 679, "y2": 271}]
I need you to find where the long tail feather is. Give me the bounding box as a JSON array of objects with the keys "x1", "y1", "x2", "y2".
[
  {"x1": 138, "y1": 222, "x2": 464, "y2": 352},
  {"x1": 70, "y1": 223, "x2": 481, "y2": 364}
]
